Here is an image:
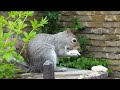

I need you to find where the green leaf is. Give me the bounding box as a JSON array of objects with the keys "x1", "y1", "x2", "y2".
[
  {"x1": 3, "y1": 53, "x2": 13, "y2": 62},
  {"x1": 12, "y1": 52, "x2": 25, "y2": 63},
  {"x1": 21, "y1": 24, "x2": 27, "y2": 29},
  {"x1": 0, "y1": 48, "x2": 4, "y2": 53},
  {"x1": 38, "y1": 16, "x2": 48, "y2": 28},
  {"x1": 23, "y1": 32, "x2": 29, "y2": 39},
  {"x1": 12, "y1": 51, "x2": 18, "y2": 57},
  {"x1": 29, "y1": 31, "x2": 36, "y2": 38},
  {"x1": 22, "y1": 11, "x2": 34, "y2": 17},
  {"x1": 7, "y1": 21, "x2": 16, "y2": 30},
  {"x1": 16, "y1": 55, "x2": 24, "y2": 63},
  {"x1": 8, "y1": 11, "x2": 19, "y2": 19},
  {"x1": 30, "y1": 20, "x2": 34, "y2": 25},
  {"x1": 17, "y1": 29, "x2": 22, "y2": 34},
  {"x1": 7, "y1": 47, "x2": 16, "y2": 52},
  {"x1": 30, "y1": 19, "x2": 38, "y2": 30},
  {"x1": 1, "y1": 43, "x2": 7, "y2": 48},
  {"x1": 18, "y1": 11, "x2": 23, "y2": 18},
  {"x1": 34, "y1": 19, "x2": 38, "y2": 25},
  {"x1": 7, "y1": 41, "x2": 15, "y2": 47},
  {"x1": 22, "y1": 38, "x2": 29, "y2": 43},
  {"x1": 3, "y1": 32, "x2": 14, "y2": 39},
  {"x1": 17, "y1": 19, "x2": 23, "y2": 29},
  {"x1": 0, "y1": 16, "x2": 7, "y2": 27},
  {"x1": 0, "y1": 31, "x2": 3, "y2": 39},
  {"x1": 27, "y1": 11, "x2": 34, "y2": 16}
]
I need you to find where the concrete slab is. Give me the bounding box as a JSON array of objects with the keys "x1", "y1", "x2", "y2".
[{"x1": 17, "y1": 67, "x2": 108, "y2": 79}]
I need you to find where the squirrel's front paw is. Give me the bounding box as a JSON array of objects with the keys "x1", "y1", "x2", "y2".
[{"x1": 55, "y1": 67, "x2": 68, "y2": 72}]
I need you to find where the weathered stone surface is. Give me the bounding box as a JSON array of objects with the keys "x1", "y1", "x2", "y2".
[
  {"x1": 61, "y1": 22, "x2": 72, "y2": 27},
  {"x1": 88, "y1": 40, "x2": 120, "y2": 47},
  {"x1": 61, "y1": 11, "x2": 77, "y2": 16},
  {"x1": 109, "y1": 71, "x2": 120, "y2": 78},
  {"x1": 86, "y1": 22, "x2": 103, "y2": 28},
  {"x1": 93, "y1": 52, "x2": 107, "y2": 58},
  {"x1": 59, "y1": 16, "x2": 92, "y2": 22},
  {"x1": 105, "y1": 15, "x2": 117, "y2": 21},
  {"x1": 81, "y1": 34, "x2": 120, "y2": 41},
  {"x1": 103, "y1": 22, "x2": 114, "y2": 28},
  {"x1": 76, "y1": 11, "x2": 96, "y2": 15},
  {"x1": 109, "y1": 65, "x2": 120, "y2": 71},
  {"x1": 105, "y1": 41, "x2": 117, "y2": 46},
  {"x1": 86, "y1": 46, "x2": 105, "y2": 52},
  {"x1": 92, "y1": 52, "x2": 120, "y2": 60},
  {"x1": 100, "y1": 11, "x2": 120, "y2": 15},
  {"x1": 88, "y1": 40, "x2": 106, "y2": 46},
  {"x1": 59, "y1": 16, "x2": 73, "y2": 22},
  {"x1": 115, "y1": 15, "x2": 120, "y2": 21},
  {"x1": 78, "y1": 72, "x2": 108, "y2": 79},
  {"x1": 82, "y1": 22, "x2": 120, "y2": 28},
  {"x1": 102, "y1": 11, "x2": 120, "y2": 15},
  {"x1": 17, "y1": 68, "x2": 108, "y2": 79},
  {"x1": 81, "y1": 34, "x2": 104, "y2": 40},
  {"x1": 106, "y1": 53, "x2": 118, "y2": 59},
  {"x1": 104, "y1": 35, "x2": 120, "y2": 40},
  {"x1": 109, "y1": 60, "x2": 120, "y2": 66},
  {"x1": 102, "y1": 22, "x2": 120, "y2": 28},
  {"x1": 114, "y1": 28, "x2": 120, "y2": 34},
  {"x1": 78, "y1": 16, "x2": 92, "y2": 22},
  {"x1": 104, "y1": 47, "x2": 120, "y2": 53},
  {"x1": 91, "y1": 15, "x2": 105, "y2": 22},
  {"x1": 81, "y1": 28, "x2": 115, "y2": 34}
]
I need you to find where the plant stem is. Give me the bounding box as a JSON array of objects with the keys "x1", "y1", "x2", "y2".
[
  {"x1": 6, "y1": 16, "x2": 10, "y2": 20},
  {"x1": 15, "y1": 17, "x2": 20, "y2": 23},
  {"x1": 19, "y1": 42, "x2": 26, "y2": 55},
  {"x1": 23, "y1": 15, "x2": 28, "y2": 23},
  {"x1": 14, "y1": 33, "x2": 19, "y2": 42},
  {"x1": 19, "y1": 28, "x2": 34, "y2": 56}
]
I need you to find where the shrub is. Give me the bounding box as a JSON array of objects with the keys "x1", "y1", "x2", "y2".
[{"x1": 0, "y1": 11, "x2": 48, "y2": 78}]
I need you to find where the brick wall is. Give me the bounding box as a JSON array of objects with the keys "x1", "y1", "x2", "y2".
[{"x1": 59, "y1": 11, "x2": 120, "y2": 76}]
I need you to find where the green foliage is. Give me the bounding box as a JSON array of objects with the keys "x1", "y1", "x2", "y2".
[
  {"x1": 0, "y1": 11, "x2": 48, "y2": 63},
  {"x1": 38, "y1": 11, "x2": 63, "y2": 34},
  {"x1": 0, "y1": 11, "x2": 48, "y2": 78},
  {"x1": 78, "y1": 35, "x2": 88, "y2": 52},
  {"x1": 57, "y1": 57, "x2": 110, "y2": 70},
  {"x1": 0, "y1": 63, "x2": 22, "y2": 79}
]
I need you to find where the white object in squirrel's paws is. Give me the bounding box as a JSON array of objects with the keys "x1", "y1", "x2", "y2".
[
  {"x1": 91, "y1": 65, "x2": 108, "y2": 72},
  {"x1": 67, "y1": 50, "x2": 81, "y2": 56}
]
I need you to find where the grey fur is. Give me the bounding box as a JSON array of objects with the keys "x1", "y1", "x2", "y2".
[{"x1": 24, "y1": 30, "x2": 80, "y2": 73}]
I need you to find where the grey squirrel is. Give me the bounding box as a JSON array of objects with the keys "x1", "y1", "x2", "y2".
[{"x1": 15, "y1": 29, "x2": 81, "y2": 73}]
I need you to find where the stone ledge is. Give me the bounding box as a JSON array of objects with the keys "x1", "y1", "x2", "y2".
[{"x1": 17, "y1": 68, "x2": 108, "y2": 79}]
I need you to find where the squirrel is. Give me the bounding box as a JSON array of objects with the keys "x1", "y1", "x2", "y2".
[{"x1": 15, "y1": 29, "x2": 81, "y2": 73}]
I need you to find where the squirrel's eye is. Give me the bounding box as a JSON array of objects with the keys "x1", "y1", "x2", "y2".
[{"x1": 72, "y1": 38, "x2": 77, "y2": 43}]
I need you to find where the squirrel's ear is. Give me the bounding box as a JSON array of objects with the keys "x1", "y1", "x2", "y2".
[
  {"x1": 66, "y1": 28, "x2": 78, "y2": 35},
  {"x1": 66, "y1": 28, "x2": 73, "y2": 35}
]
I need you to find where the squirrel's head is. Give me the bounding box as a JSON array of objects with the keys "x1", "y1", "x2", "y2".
[{"x1": 64, "y1": 29, "x2": 81, "y2": 57}]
